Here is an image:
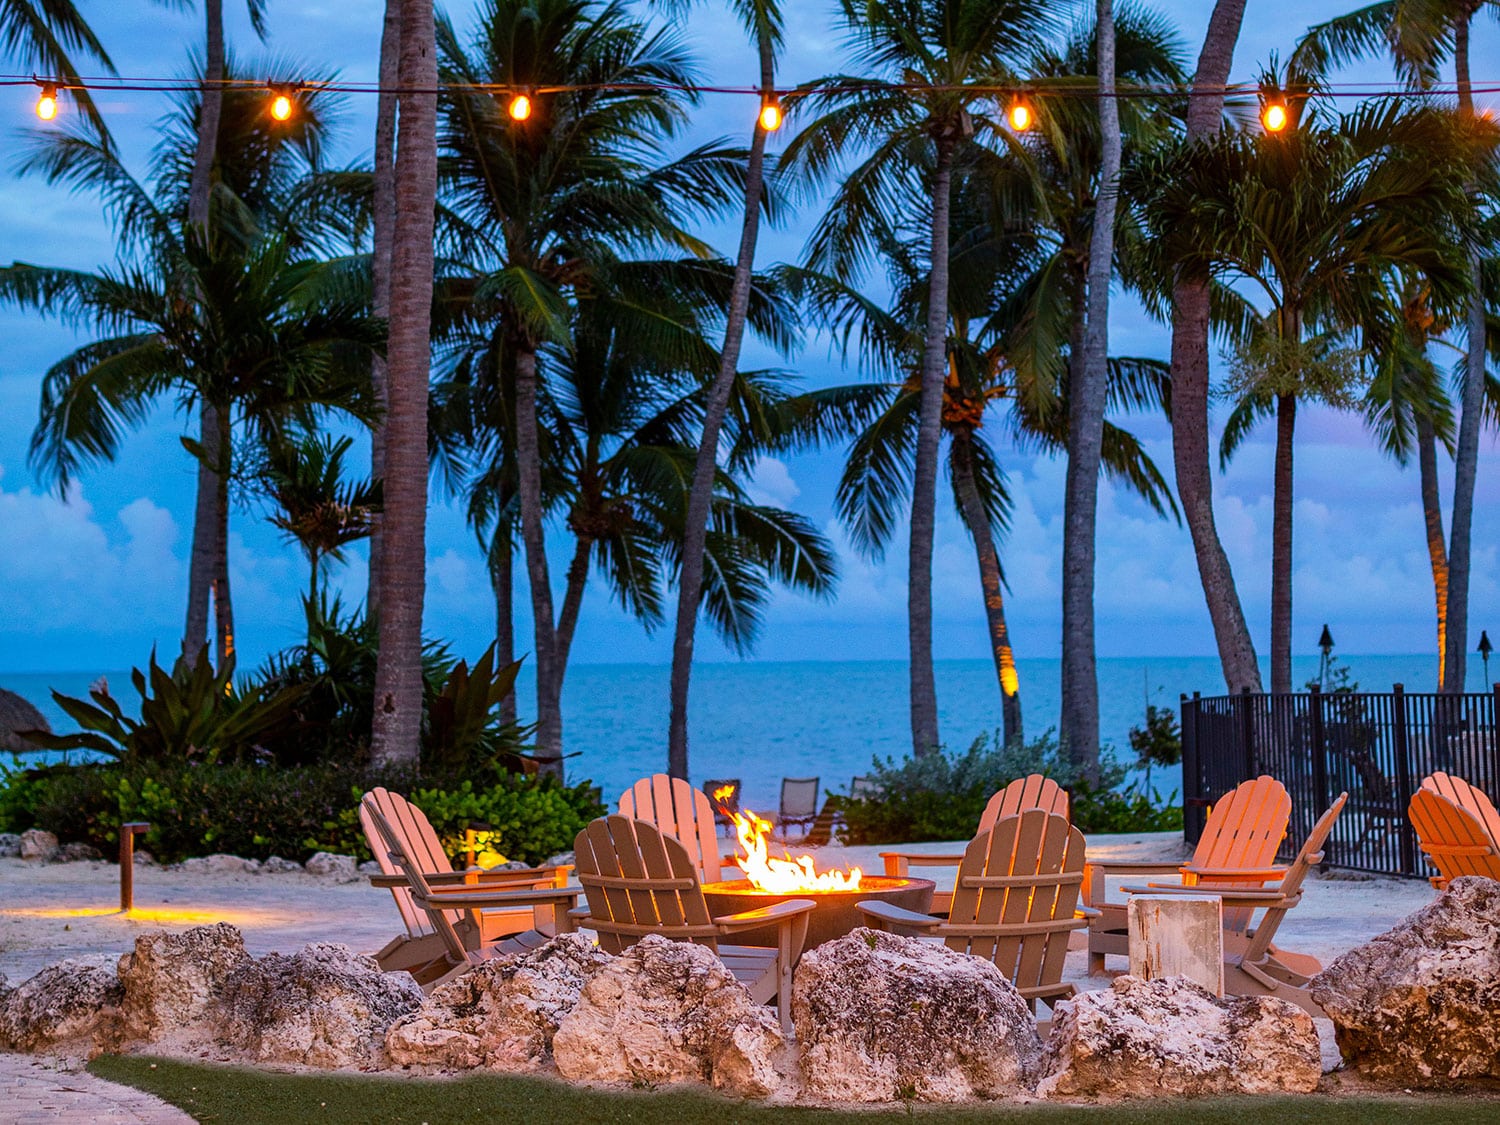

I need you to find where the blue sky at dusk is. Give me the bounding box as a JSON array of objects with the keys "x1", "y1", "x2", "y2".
[{"x1": 0, "y1": 0, "x2": 1496, "y2": 680}]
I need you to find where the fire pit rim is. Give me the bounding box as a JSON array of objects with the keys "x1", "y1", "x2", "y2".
[{"x1": 700, "y1": 874, "x2": 935, "y2": 898}]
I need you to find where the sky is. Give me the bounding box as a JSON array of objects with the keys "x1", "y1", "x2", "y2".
[{"x1": 0, "y1": 0, "x2": 1497, "y2": 682}]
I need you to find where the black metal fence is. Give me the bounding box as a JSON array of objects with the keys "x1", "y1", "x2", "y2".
[{"x1": 1180, "y1": 686, "x2": 1500, "y2": 878}]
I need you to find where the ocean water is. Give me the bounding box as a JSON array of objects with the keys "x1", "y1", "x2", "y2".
[{"x1": 1, "y1": 653, "x2": 1457, "y2": 810}]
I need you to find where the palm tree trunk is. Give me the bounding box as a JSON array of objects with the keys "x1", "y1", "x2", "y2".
[
  {"x1": 308, "y1": 550, "x2": 321, "y2": 608},
  {"x1": 370, "y1": 0, "x2": 436, "y2": 768},
  {"x1": 1444, "y1": 9, "x2": 1483, "y2": 694},
  {"x1": 492, "y1": 531, "x2": 516, "y2": 725},
  {"x1": 1169, "y1": 0, "x2": 1262, "y2": 695},
  {"x1": 666, "y1": 28, "x2": 775, "y2": 780},
  {"x1": 514, "y1": 345, "x2": 563, "y2": 778},
  {"x1": 555, "y1": 536, "x2": 592, "y2": 690},
  {"x1": 1417, "y1": 416, "x2": 1449, "y2": 690},
  {"x1": 951, "y1": 433, "x2": 1022, "y2": 746},
  {"x1": 1059, "y1": 0, "x2": 1120, "y2": 780},
  {"x1": 366, "y1": 0, "x2": 401, "y2": 619},
  {"x1": 908, "y1": 137, "x2": 955, "y2": 759},
  {"x1": 1270, "y1": 393, "x2": 1296, "y2": 695},
  {"x1": 181, "y1": 0, "x2": 224, "y2": 667},
  {"x1": 211, "y1": 404, "x2": 234, "y2": 667}
]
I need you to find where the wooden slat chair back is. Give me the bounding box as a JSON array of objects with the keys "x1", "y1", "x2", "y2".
[
  {"x1": 1187, "y1": 775, "x2": 1292, "y2": 879},
  {"x1": 365, "y1": 804, "x2": 473, "y2": 965},
  {"x1": 360, "y1": 787, "x2": 454, "y2": 938},
  {"x1": 947, "y1": 810, "x2": 1086, "y2": 1007},
  {"x1": 1409, "y1": 788, "x2": 1500, "y2": 889},
  {"x1": 1422, "y1": 772, "x2": 1500, "y2": 846},
  {"x1": 573, "y1": 814, "x2": 815, "y2": 1031},
  {"x1": 619, "y1": 774, "x2": 724, "y2": 883},
  {"x1": 977, "y1": 775, "x2": 1070, "y2": 835}
]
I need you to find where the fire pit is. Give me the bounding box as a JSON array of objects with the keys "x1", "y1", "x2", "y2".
[{"x1": 702, "y1": 875, "x2": 935, "y2": 949}]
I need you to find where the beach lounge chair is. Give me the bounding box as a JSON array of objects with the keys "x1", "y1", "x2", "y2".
[
  {"x1": 1421, "y1": 771, "x2": 1500, "y2": 844},
  {"x1": 856, "y1": 808, "x2": 1090, "y2": 1012},
  {"x1": 619, "y1": 774, "x2": 740, "y2": 883},
  {"x1": 1116, "y1": 793, "x2": 1348, "y2": 1016},
  {"x1": 778, "y1": 777, "x2": 820, "y2": 840},
  {"x1": 880, "y1": 774, "x2": 1070, "y2": 913},
  {"x1": 850, "y1": 774, "x2": 880, "y2": 800},
  {"x1": 703, "y1": 777, "x2": 742, "y2": 835},
  {"x1": 359, "y1": 787, "x2": 573, "y2": 973},
  {"x1": 1409, "y1": 787, "x2": 1500, "y2": 889},
  {"x1": 1082, "y1": 774, "x2": 1291, "y2": 972},
  {"x1": 572, "y1": 814, "x2": 816, "y2": 1031},
  {"x1": 364, "y1": 806, "x2": 581, "y2": 991}
]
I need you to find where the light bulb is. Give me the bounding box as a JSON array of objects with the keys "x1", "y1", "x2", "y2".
[
  {"x1": 759, "y1": 99, "x2": 783, "y2": 132},
  {"x1": 35, "y1": 86, "x2": 58, "y2": 121},
  {"x1": 1262, "y1": 102, "x2": 1289, "y2": 133},
  {"x1": 270, "y1": 93, "x2": 293, "y2": 121},
  {"x1": 508, "y1": 93, "x2": 532, "y2": 122},
  {"x1": 1007, "y1": 100, "x2": 1032, "y2": 132}
]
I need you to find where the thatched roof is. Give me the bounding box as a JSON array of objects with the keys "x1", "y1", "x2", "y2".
[{"x1": 0, "y1": 688, "x2": 51, "y2": 753}]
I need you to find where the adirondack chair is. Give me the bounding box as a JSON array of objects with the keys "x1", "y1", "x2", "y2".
[
  {"x1": 359, "y1": 788, "x2": 573, "y2": 973},
  {"x1": 572, "y1": 814, "x2": 815, "y2": 1032},
  {"x1": 1421, "y1": 772, "x2": 1500, "y2": 847},
  {"x1": 364, "y1": 806, "x2": 581, "y2": 991},
  {"x1": 881, "y1": 774, "x2": 1070, "y2": 914},
  {"x1": 857, "y1": 809, "x2": 1090, "y2": 1012},
  {"x1": 1409, "y1": 788, "x2": 1500, "y2": 889},
  {"x1": 778, "y1": 777, "x2": 820, "y2": 840},
  {"x1": 619, "y1": 774, "x2": 740, "y2": 883},
  {"x1": 1083, "y1": 774, "x2": 1291, "y2": 972},
  {"x1": 1116, "y1": 793, "x2": 1348, "y2": 1016}
]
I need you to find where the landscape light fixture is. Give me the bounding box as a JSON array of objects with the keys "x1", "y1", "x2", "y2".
[
  {"x1": 1007, "y1": 97, "x2": 1033, "y2": 132},
  {"x1": 1479, "y1": 629, "x2": 1493, "y2": 688},
  {"x1": 1317, "y1": 624, "x2": 1335, "y2": 690},
  {"x1": 759, "y1": 95, "x2": 783, "y2": 133},
  {"x1": 508, "y1": 90, "x2": 533, "y2": 122},
  {"x1": 1262, "y1": 99, "x2": 1290, "y2": 133},
  {"x1": 34, "y1": 83, "x2": 57, "y2": 121}
]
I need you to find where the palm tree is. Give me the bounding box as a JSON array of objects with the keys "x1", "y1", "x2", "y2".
[
  {"x1": 780, "y1": 0, "x2": 1059, "y2": 758},
  {"x1": 1167, "y1": 0, "x2": 1262, "y2": 696},
  {"x1": 656, "y1": 0, "x2": 786, "y2": 782},
  {"x1": 369, "y1": 0, "x2": 438, "y2": 767},
  {"x1": 1137, "y1": 96, "x2": 1479, "y2": 693},
  {"x1": 1295, "y1": 0, "x2": 1499, "y2": 692},
  {"x1": 1, "y1": 0, "x2": 114, "y2": 133},
  {"x1": 432, "y1": 0, "x2": 750, "y2": 775}
]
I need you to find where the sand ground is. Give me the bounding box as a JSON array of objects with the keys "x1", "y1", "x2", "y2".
[{"x1": 0, "y1": 831, "x2": 1433, "y2": 988}]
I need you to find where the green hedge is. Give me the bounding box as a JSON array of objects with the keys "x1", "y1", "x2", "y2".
[
  {"x1": 838, "y1": 732, "x2": 1183, "y2": 845},
  {"x1": 0, "y1": 759, "x2": 604, "y2": 866}
]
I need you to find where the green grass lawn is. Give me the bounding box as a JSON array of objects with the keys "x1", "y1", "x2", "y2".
[{"x1": 89, "y1": 1055, "x2": 1500, "y2": 1125}]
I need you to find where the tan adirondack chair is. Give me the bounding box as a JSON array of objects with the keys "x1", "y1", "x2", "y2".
[
  {"x1": 1421, "y1": 773, "x2": 1500, "y2": 846},
  {"x1": 1117, "y1": 793, "x2": 1348, "y2": 1016},
  {"x1": 572, "y1": 814, "x2": 815, "y2": 1031},
  {"x1": 619, "y1": 774, "x2": 741, "y2": 883},
  {"x1": 1083, "y1": 774, "x2": 1291, "y2": 972},
  {"x1": 858, "y1": 809, "x2": 1089, "y2": 1012},
  {"x1": 364, "y1": 806, "x2": 581, "y2": 991},
  {"x1": 1409, "y1": 788, "x2": 1500, "y2": 889},
  {"x1": 881, "y1": 774, "x2": 1070, "y2": 914},
  {"x1": 360, "y1": 788, "x2": 572, "y2": 973}
]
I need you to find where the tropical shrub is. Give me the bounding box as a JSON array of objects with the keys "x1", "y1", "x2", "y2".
[
  {"x1": 0, "y1": 759, "x2": 604, "y2": 866},
  {"x1": 838, "y1": 731, "x2": 1182, "y2": 844}
]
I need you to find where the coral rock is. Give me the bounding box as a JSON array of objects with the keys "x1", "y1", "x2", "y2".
[
  {"x1": 214, "y1": 943, "x2": 422, "y2": 1068},
  {"x1": 0, "y1": 960, "x2": 123, "y2": 1053},
  {"x1": 0, "y1": 832, "x2": 22, "y2": 857},
  {"x1": 304, "y1": 852, "x2": 359, "y2": 882},
  {"x1": 386, "y1": 933, "x2": 610, "y2": 1070},
  {"x1": 258, "y1": 856, "x2": 303, "y2": 874},
  {"x1": 553, "y1": 934, "x2": 786, "y2": 1097},
  {"x1": 177, "y1": 854, "x2": 259, "y2": 875},
  {"x1": 1036, "y1": 975, "x2": 1321, "y2": 1099},
  {"x1": 1311, "y1": 875, "x2": 1500, "y2": 1085},
  {"x1": 53, "y1": 842, "x2": 103, "y2": 863},
  {"x1": 792, "y1": 927, "x2": 1040, "y2": 1103},
  {"x1": 19, "y1": 829, "x2": 58, "y2": 862},
  {"x1": 116, "y1": 924, "x2": 251, "y2": 1045}
]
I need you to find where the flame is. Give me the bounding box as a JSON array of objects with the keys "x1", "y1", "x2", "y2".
[
  {"x1": 712, "y1": 783, "x2": 737, "y2": 803},
  {"x1": 724, "y1": 804, "x2": 862, "y2": 893}
]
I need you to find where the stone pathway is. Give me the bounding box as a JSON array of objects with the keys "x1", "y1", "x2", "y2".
[{"x1": 0, "y1": 1053, "x2": 193, "y2": 1123}]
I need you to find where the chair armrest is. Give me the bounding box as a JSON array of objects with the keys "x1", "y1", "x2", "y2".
[
  {"x1": 567, "y1": 904, "x2": 592, "y2": 922},
  {"x1": 1119, "y1": 883, "x2": 1287, "y2": 904},
  {"x1": 713, "y1": 898, "x2": 817, "y2": 930},
  {"x1": 1184, "y1": 865, "x2": 1287, "y2": 881},
  {"x1": 856, "y1": 899, "x2": 941, "y2": 932},
  {"x1": 879, "y1": 851, "x2": 964, "y2": 866},
  {"x1": 1084, "y1": 861, "x2": 1187, "y2": 875},
  {"x1": 1074, "y1": 905, "x2": 1102, "y2": 920},
  {"x1": 416, "y1": 886, "x2": 580, "y2": 911}
]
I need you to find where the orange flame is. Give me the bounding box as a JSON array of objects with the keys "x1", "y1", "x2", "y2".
[
  {"x1": 724, "y1": 804, "x2": 862, "y2": 893},
  {"x1": 712, "y1": 784, "x2": 736, "y2": 803}
]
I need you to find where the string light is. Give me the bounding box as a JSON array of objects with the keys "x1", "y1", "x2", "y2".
[
  {"x1": 758, "y1": 94, "x2": 782, "y2": 132},
  {"x1": 507, "y1": 91, "x2": 532, "y2": 121},
  {"x1": 1007, "y1": 98, "x2": 1033, "y2": 132},
  {"x1": 34, "y1": 83, "x2": 57, "y2": 121},
  {"x1": 269, "y1": 89, "x2": 294, "y2": 121},
  {"x1": 1262, "y1": 99, "x2": 1290, "y2": 133}
]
